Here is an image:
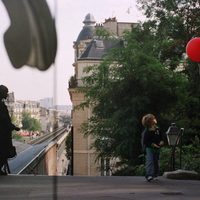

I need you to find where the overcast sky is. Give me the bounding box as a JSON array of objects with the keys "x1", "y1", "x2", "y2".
[{"x1": 0, "y1": 0, "x2": 145, "y2": 105}]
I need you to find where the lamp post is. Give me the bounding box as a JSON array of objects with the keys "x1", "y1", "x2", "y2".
[
  {"x1": 166, "y1": 123, "x2": 184, "y2": 171},
  {"x1": 179, "y1": 128, "x2": 184, "y2": 169}
]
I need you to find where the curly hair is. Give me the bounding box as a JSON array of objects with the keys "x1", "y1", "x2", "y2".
[{"x1": 141, "y1": 114, "x2": 156, "y2": 128}]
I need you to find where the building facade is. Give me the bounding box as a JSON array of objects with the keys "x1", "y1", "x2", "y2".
[
  {"x1": 7, "y1": 94, "x2": 59, "y2": 133},
  {"x1": 69, "y1": 14, "x2": 135, "y2": 175}
]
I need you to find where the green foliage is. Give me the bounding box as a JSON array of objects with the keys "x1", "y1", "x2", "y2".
[
  {"x1": 134, "y1": 164, "x2": 145, "y2": 176},
  {"x1": 113, "y1": 166, "x2": 137, "y2": 176},
  {"x1": 132, "y1": 140, "x2": 200, "y2": 176},
  {"x1": 159, "y1": 147, "x2": 172, "y2": 173},
  {"x1": 12, "y1": 132, "x2": 22, "y2": 140},
  {"x1": 160, "y1": 139, "x2": 200, "y2": 174},
  {"x1": 76, "y1": 0, "x2": 200, "y2": 175},
  {"x1": 95, "y1": 27, "x2": 111, "y2": 39},
  {"x1": 181, "y1": 137, "x2": 200, "y2": 173},
  {"x1": 112, "y1": 154, "x2": 145, "y2": 176},
  {"x1": 11, "y1": 115, "x2": 20, "y2": 128},
  {"x1": 22, "y1": 112, "x2": 41, "y2": 132},
  {"x1": 137, "y1": 0, "x2": 200, "y2": 142},
  {"x1": 80, "y1": 24, "x2": 188, "y2": 171}
]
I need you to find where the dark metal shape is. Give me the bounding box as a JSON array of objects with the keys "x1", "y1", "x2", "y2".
[
  {"x1": 166, "y1": 123, "x2": 179, "y2": 146},
  {"x1": 166, "y1": 123, "x2": 184, "y2": 171},
  {"x1": 2, "y1": 0, "x2": 57, "y2": 71}
]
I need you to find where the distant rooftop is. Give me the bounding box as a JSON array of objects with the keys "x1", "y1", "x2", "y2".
[
  {"x1": 76, "y1": 13, "x2": 96, "y2": 42},
  {"x1": 79, "y1": 39, "x2": 122, "y2": 60},
  {"x1": 83, "y1": 13, "x2": 96, "y2": 25}
]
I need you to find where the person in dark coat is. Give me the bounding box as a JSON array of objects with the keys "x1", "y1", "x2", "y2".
[{"x1": 0, "y1": 85, "x2": 20, "y2": 175}]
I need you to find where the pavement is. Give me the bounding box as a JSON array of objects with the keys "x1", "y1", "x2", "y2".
[
  {"x1": 0, "y1": 175, "x2": 199, "y2": 200},
  {"x1": 13, "y1": 139, "x2": 32, "y2": 154}
]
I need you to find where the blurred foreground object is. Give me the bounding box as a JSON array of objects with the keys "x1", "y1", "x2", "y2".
[{"x1": 2, "y1": 0, "x2": 57, "y2": 71}]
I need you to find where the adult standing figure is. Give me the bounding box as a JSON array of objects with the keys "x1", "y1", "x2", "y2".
[
  {"x1": 0, "y1": 85, "x2": 20, "y2": 175},
  {"x1": 141, "y1": 114, "x2": 164, "y2": 182}
]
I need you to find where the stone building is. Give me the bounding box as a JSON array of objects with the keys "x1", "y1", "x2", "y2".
[
  {"x1": 12, "y1": 100, "x2": 40, "y2": 128},
  {"x1": 68, "y1": 14, "x2": 136, "y2": 176}
]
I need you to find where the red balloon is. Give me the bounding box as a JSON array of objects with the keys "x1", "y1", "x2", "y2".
[{"x1": 186, "y1": 37, "x2": 200, "y2": 62}]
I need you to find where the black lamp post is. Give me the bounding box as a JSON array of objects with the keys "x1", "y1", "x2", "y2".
[
  {"x1": 166, "y1": 123, "x2": 179, "y2": 146},
  {"x1": 166, "y1": 123, "x2": 184, "y2": 171}
]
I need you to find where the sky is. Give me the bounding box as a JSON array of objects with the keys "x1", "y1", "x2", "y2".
[{"x1": 0, "y1": 0, "x2": 145, "y2": 105}]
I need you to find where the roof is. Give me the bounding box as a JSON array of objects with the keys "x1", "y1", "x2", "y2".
[
  {"x1": 76, "y1": 13, "x2": 96, "y2": 42},
  {"x1": 83, "y1": 13, "x2": 96, "y2": 25},
  {"x1": 78, "y1": 39, "x2": 122, "y2": 60},
  {"x1": 76, "y1": 26, "x2": 95, "y2": 42}
]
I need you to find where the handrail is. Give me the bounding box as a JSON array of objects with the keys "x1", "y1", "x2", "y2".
[
  {"x1": 16, "y1": 127, "x2": 69, "y2": 174},
  {"x1": 28, "y1": 127, "x2": 66, "y2": 145}
]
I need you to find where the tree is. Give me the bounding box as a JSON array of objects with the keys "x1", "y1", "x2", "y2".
[
  {"x1": 22, "y1": 112, "x2": 41, "y2": 132},
  {"x1": 79, "y1": 24, "x2": 188, "y2": 173},
  {"x1": 59, "y1": 115, "x2": 71, "y2": 128},
  {"x1": 137, "y1": 0, "x2": 200, "y2": 142}
]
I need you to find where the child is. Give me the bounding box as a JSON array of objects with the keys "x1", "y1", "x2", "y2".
[{"x1": 141, "y1": 114, "x2": 164, "y2": 181}]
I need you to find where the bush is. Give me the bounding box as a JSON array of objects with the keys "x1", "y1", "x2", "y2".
[
  {"x1": 159, "y1": 137, "x2": 200, "y2": 174},
  {"x1": 159, "y1": 147, "x2": 172, "y2": 174},
  {"x1": 112, "y1": 137, "x2": 200, "y2": 176},
  {"x1": 181, "y1": 136, "x2": 200, "y2": 173},
  {"x1": 12, "y1": 133, "x2": 22, "y2": 140}
]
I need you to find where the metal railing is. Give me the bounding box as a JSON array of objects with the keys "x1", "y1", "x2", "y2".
[
  {"x1": 10, "y1": 127, "x2": 70, "y2": 175},
  {"x1": 28, "y1": 127, "x2": 66, "y2": 145}
]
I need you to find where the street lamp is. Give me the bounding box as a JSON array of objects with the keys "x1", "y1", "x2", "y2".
[
  {"x1": 166, "y1": 123, "x2": 179, "y2": 146},
  {"x1": 166, "y1": 123, "x2": 184, "y2": 171}
]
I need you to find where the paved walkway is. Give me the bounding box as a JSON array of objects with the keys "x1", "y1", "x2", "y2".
[
  {"x1": 0, "y1": 175, "x2": 199, "y2": 200},
  {"x1": 13, "y1": 139, "x2": 32, "y2": 154}
]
